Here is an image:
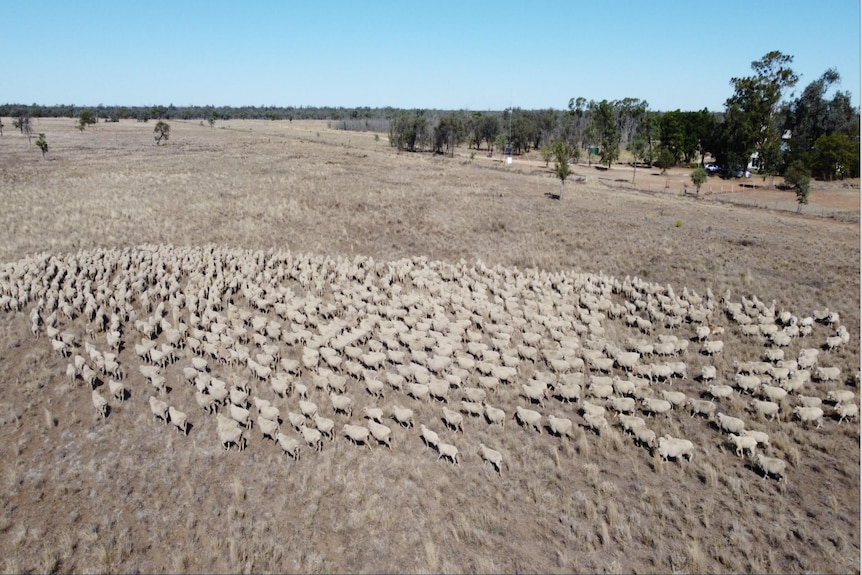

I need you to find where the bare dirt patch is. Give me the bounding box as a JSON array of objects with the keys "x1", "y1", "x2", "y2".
[{"x1": 0, "y1": 118, "x2": 858, "y2": 574}]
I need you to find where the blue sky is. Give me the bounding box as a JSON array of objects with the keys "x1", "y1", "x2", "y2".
[{"x1": 3, "y1": 0, "x2": 859, "y2": 112}]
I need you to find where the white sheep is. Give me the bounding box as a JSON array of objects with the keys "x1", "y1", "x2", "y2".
[
  {"x1": 428, "y1": 378, "x2": 450, "y2": 403},
  {"x1": 583, "y1": 413, "x2": 609, "y2": 435},
  {"x1": 632, "y1": 426, "x2": 657, "y2": 451},
  {"x1": 437, "y1": 442, "x2": 459, "y2": 464},
  {"x1": 514, "y1": 405, "x2": 543, "y2": 433},
  {"x1": 195, "y1": 391, "x2": 216, "y2": 414},
  {"x1": 275, "y1": 432, "x2": 300, "y2": 460},
  {"x1": 218, "y1": 424, "x2": 246, "y2": 451},
  {"x1": 755, "y1": 453, "x2": 786, "y2": 481},
  {"x1": 752, "y1": 399, "x2": 780, "y2": 422},
  {"x1": 286, "y1": 410, "x2": 306, "y2": 431},
  {"x1": 659, "y1": 390, "x2": 687, "y2": 408},
  {"x1": 478, "y1": 443, "x2": 504, "y2": 475},
  {"x1": 826, "y1": 389, "x2": 854, "y2": 405},
  {"x1": 367, "y1": 420, "x2": 393, "y2": 449},
  {"x1": 300, "y1": 424, "x2": 324, "y2": 452},
  {"x1": 714, "y1": 412, "x2": 746, "y2": 434},
  {"x1": 108, "y1": 379, "x2": 127, "y2": 402},
  {"x1": 759, "y1": 384, "x2": 788, "y2": 403},
  {"x1": 700, "y1": 365, "x2": 717, "y2": 382},
  {"x1": 687, "y1": 399, "x2": 716, "y2": 418},
  {"x1": 641, "y1": 397, "x2": 672, "y2": 417},
  {"x1": 441, "y1": 406, "x2": 464, "y2": 432},
  {"x1": 607, "y1": 396, "x2": 636, "y2": 415},
  {"x1": 796, "y1": 395, "x2": 822, "y2": 409},
  {"x1": 546, "y1": 414, "x2": 573, "y2": 438},
  {"x1": 520, "y1": 382, "x2": 546, "y2": 406},
  {"x1": 91, "y1": 389, "x2": 109, "y2": 419},
  {"x1": 365, "y1": 378, "x2": 385, "y2": 399},
  {"x1": 733, "y1": 374, "x2": 761, "y2": 394},
  {"x1": 484, "y1": 404, "x2": 506, "y2": 428},
  {"x1": 419, "y1": 424, "x2": 440, "y2": 450},
  {"x1": 618, "y1": 414, "x2": 646, "y2": 433},
  {"x1": 296, "y1": 399, "x2": 317, "y2": 419},
  {"x1": 230, "y1": 404, "x2": 252, "y2": 429},
  {"x1": 741, "y1": 429, "x2": 770, "y2": 447},
  {"x1": 657, "y1": 435, "x2": 694, "y2": 462},
  {"x1": 834, "y1": 403, "x2": 858, "y2": 423},
  {"x1": 408, "y1": 382, "x2": 431, "y2": 401},
  {"x1": 271, "y1": 374, "x2": 290, "y2": 398},
  {"x1": 389, "y1": 405, "x2": 415, "y2": 428},
  {"x1": 363, "y1": 406, "x2": 384, "y2": 423},
  {"x1": 580, "y1": 400, "x2": 606, "y2": 419},
  {"x1": 259, "y1": 405, "x2": 281, "y2": 422},
  {"x1": 792, "y1": 406, "x2": 824, "y2": 428},
  {"x1": 257, "y1": 416, "x2": 279, "y2": 441},
  {"x1": 329, "y1": 393, "x2": 353, "y2": 416},
  {"x1": 313, "y1": 414, "x2": 335, "y2": 440},
  {"x1": 727, "y1": 433, "x2": 757, "y2": 457},
  {"x1": 168, "y1": 406, "x2": 189, "y2": 435},
  {"x1": 149, "y1": 396, "x2": 169, "y2": 424}
]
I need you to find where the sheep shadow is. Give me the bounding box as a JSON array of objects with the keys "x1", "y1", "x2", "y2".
[{"x1": 544, "y1": 192, "x2": 561, "y2": 200}]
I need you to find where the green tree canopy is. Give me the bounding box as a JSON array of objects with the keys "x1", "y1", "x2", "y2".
[{"x1": 153, "y1": 121, "x2": 170, "y2": 145}]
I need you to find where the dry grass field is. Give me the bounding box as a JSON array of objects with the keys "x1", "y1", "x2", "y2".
[{"x1": 0, "y1": 117, "x2": 858, "y2": 574}]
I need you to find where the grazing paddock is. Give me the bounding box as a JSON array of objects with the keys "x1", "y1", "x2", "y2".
[{"x1": 0, "y1": 118, "x2": 857, "y2": 574}]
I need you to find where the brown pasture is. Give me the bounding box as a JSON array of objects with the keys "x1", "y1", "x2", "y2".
[{"x1": 0, "y1": 118, "x2": 858, "y2": 573}]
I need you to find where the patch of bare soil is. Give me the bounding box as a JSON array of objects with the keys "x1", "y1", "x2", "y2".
[{"x1": 0, "y1": 119, "x2": 858, "y2": 574}]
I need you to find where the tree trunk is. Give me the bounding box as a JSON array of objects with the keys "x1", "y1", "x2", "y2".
[{"x1": 559, "y1": 180, "x2": 565, "y2": 200}]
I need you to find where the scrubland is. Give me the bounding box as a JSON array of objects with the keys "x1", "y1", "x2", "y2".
[{"x1": 0, "y1": 118, "x2": 858, "y2": 574}]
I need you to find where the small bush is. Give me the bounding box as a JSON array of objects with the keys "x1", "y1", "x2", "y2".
[{"x1": 676, "y1": 220, "x2": 683, "y2": 227}]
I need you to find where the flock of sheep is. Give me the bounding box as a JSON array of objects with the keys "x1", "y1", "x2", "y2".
[{"x1": 1, "y1": 244, "x2": 857, "y2": 483}]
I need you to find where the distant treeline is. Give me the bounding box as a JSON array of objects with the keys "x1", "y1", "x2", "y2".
[{"x1": 0, "y1": 103, "x2": 422, "y2": 123}]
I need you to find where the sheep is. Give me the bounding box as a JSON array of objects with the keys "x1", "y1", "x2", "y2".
[
  {"x1": 755, "y1": 453, "x2": 786, "y2": 481},
  {"x1": 657, "y1": 435, "x2": 694, "y2": 462},
  {"x1": 741, "y1": 429, "x2": 770, "y2": 448},
  {"x1": 478, "y1": 443, "x2": 504, "y2": 475},
  {"x1": 760, "y1": 384, "x2": 788, "y2": 403},
  {"x1": 195, "y1": 391, "x2": 217, "y2": 414},
  {"x1": 484, "y1": 404, "x2": 506, "y2": 428},
  {"x1": 218, "y1": 424, "x2": 246, "y2": 451},
  {"x1": 275, "y1": 432, "x2": 300, "y2": 460},
  {"x1": 733, "y1": 374, "x2": 761, "y2": 394},
  {"x1": 464, "y1": 386, "x2": 487, "y2": 404},
  {"x1": 763, "y1": 347, "x2": 785, "y2": 363},
  {"x1": 618, "y1": 414, "x2": 646, "y2": 433},
  {"x1": 441, "y1": 406, "x2": 464, "y2": 432},
  {"x1": 546, "y1": 414, "x2": 573, "y2": 438},
  {"x1": 408, "y1": 382, "x2": 431, "y2": 402},
  {"x1": 705, "y1": 384, "x2": 733, "y2": 400},
  {"x1": 271, "y1": 375, "x2": 290, "y2": 398},
  {"x1": 714, "y1": 412, "x2": 746, "y2": 434},
  {"x1": 728, "y1": 433, "x2": 757, "y2": 457},
  {"x1": 91, "y1": 389, "x2": 109, "y2": 419},
  {"x1": 687, "y1": 399, "x2": 716, "y2": 418},
  {"x1": 512, "y1": 406, "x2": 542, "y2": 433},
  {"x1": 437, "y1": 441, "x2": 459, "y2": 464},
  {"x1": 699, "y1": 365, "x2": 717, "y2": 383},
  {"x1": 752, "y1": 399, "x2": 781, "y2": 422},
  {"x1": 300, "y1": 424, "x2": 324, "y2": 452},
  {"x1": 659, "y1": 390, "x2": 687, "y2": 408},
  {"x1": 520, "y1": 382, "x2": 546, "y2": 406},
  {"x1": 580, "y1": 401, "x2": 606, "y2": 419},
  {"x1": 108, "y1": 379, "x2": 127, "y2": 402},
  {"x1": 363, "y1": 406, "x2": 384, "y2": 423},
  {"x1": 259, "y1": 405, "x2": 281, "y2": 422},
  {"x1": 367, "y1": 420, "x2": 393, "y2": 449},
  {"x1": 792, "y1": 406, "x2": 824, "y2": 428},
  {"x1": 632, "y1": 426, "x2": 657, "y2": 451},
  {"x1": 640, "y1": 398, "x2": 672, "y2": 417},
  {"x1": 583, "y1": 413, "x2": 609, "y2": 435},
  {"x1": 313, "y1": 414, "x2": 335, "y2": 440},
  {"x1": 419, "y1": 424, "x2": 440, "y2": 450},
  {"x1": 834, "y1": 403, "x2": 858, "y2": 423},
  {"x1": 81, "y1": 364, "x2": 99, "y2": 389},
  {"x1": 286, "y1": 410, "x2": 306, "y2": 431},
  {"x1": 554, "y1": 382, "x2": 582, "y2": 404},
  {"x1": 607, "y1": 396, "x2": 636, "y2": 415},
  {"x1": 365, "y1": 378, "x2": 385, "y2": 399},
  {"x1": 428, "y1": 378, "x2": 450, "y2": 403},
  {"x1": 826, "y1": 389, "x2": 854, "y2": 405},
  {"x1": 797, "y1": 395, "x2": 822, "y2": 409},
  {"x1": 230, "y1": 386, "x2": 249, "y2": 408},
  {"x1": 329, "y1": 393, "x2": 354, "y2": 416},
  {"x1": 148, "y1": 396, "x2": 169, "y2": 424},
  {"x1": 168, "y1": 406, "x2": 189, "y2": 435},
  {"x1": 229, "y1": 404, "x2": 252, "y2": 429},
  {"x1": 389, "y1": 405, "x2": 415, "y2": 428}
]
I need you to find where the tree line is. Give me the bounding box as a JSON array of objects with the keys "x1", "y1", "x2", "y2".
[{"x1": 3, "y1": 51, "x2": 858, "y2": 180}]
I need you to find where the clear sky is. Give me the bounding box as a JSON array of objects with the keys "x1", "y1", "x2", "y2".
[{"x1": 3, "y1": 0, "x2": 859, "y2": 112}]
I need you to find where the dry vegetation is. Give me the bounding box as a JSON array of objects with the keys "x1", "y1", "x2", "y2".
[{"x1": 0, "y1": 118, "x2": 858, "y2": 574}]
